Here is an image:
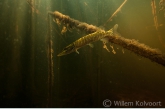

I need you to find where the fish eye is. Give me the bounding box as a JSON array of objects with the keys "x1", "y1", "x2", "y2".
[{"x1": 67, "y1": 45, "x2": 74, "y2": 51}]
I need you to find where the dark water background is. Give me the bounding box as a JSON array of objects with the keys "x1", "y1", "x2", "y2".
[{"x1": 0, "y1": 0, "x2": 165, "y2": 108}]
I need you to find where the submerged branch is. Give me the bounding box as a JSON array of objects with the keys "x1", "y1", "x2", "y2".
[{"x1": 49, "y1": 11, "x2": 165, "y2": 67}]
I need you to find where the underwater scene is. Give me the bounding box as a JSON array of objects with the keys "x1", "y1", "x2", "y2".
[{"x1": 0, "y1": 0, "x2": 165, "y2": 108}]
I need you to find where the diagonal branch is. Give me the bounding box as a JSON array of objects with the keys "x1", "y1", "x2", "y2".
[{"x1": 49, "y1": 11, "x2": 165, "y2": 67}]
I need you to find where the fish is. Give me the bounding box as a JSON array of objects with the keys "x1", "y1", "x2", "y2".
[{"x1": 57, "y1": 24, "x2": 118, "y2": 56}]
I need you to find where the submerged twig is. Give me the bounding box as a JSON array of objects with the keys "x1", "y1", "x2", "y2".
[
  {"x1": 159, "y1": 0, "x2": 165, "y2": 16},
  {"x1": 151, "y1": 0, "x2": 159, "y2": 30},
  {"x1": 104, "y1": 0, "x2": 127, "y2": 26},
  {"x1": 47, "y1": 12, "x2": 54, "y2": 107},
  {"x1": 151, "y1": 0, "x2": 165, "y2": 49},
  {"x1": 26, "y1": 0, "x2": 40, "y2": 14}
]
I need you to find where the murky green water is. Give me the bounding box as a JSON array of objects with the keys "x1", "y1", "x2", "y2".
[{"x1": 0, "y1": 0, "x2": 165, "y2": 108}]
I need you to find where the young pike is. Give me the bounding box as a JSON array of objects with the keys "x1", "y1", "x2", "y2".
[{"x1": 57, "y1": 24, "x2": 118, "y2": 56}]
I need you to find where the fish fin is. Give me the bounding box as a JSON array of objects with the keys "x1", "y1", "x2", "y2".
[
  {"x1": 113, "y1": 24, "x2": 118, "y2": 32},
  {"x1": 88, "y1": 43, "x2": 94, "y2": 48},
  {"x1": 76, "y1": 49, "x2": 79, "y2": 54},
  {"x1": 98, "y1": 26, "x2": 105, "y2": 31},
  {"x1": 53, "y1": 18, "x2": 56, "y2": 23},
  {"x1": 100, "y1": 37, "x2": 109, "y2": 43},
  {"x1": 113, "y1": 24, "x2": 121, "y2": 37}
]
